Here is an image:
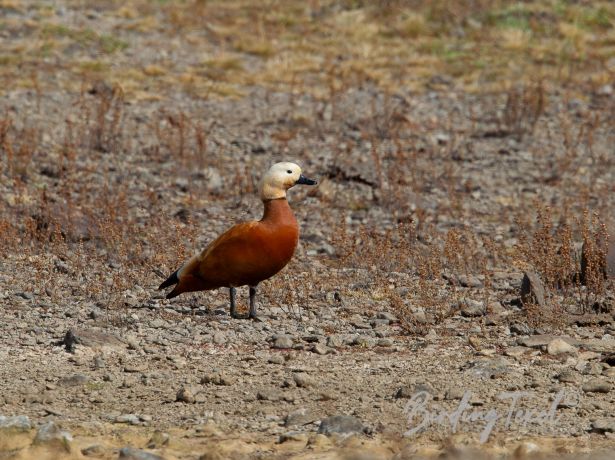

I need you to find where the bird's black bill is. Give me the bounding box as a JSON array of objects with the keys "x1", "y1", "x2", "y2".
[{"x1": 296, "y1": 174, "x2": 317, "y2": 185}]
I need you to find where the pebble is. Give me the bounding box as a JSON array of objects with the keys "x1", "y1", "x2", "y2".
[
  {"x1": 146, "y1": 431, "x2": 170, "y2": 449},
  {"x1": 176, "y1": 386, "x2": 196, "y2": 403},
  {"x1": 376, "y1": 311, "x2": 398, "y2": 322},
  {"x1": 213, "y1": 332, "x2": 226, "y2": 345},
  {"x1": 557, "y1": 370, "x2": 581, "y2": 384},
  {"x1": 201, "y1": 372, "x2": 235, "y2": 386},
  {"x1": 547, "y1": 338, "x2": 577, "y2": 356},
  {"x1": 311, "y1": 343, "x2": 330, "y2": 355},
  {"x1": 272, "y1": 335, "x2": 294, "y2": 349},
  {"x1": 257, "y1": 389, "x2": 281, "y2": 401},
  {"x1": 115, "y1": 414, "x2": 141, "y2": 425},
  {"x1": 58, "y1": 373, "x2": 90, "y2": 386},
  {"x1": 317, "y1": 415, "x2": 365, "y2": 436},
  {"x1": 351, "y1": 336, "x2": 375, "y2": 348},
  {"x1": 518, "y1": 335, "x2": 575, "y2": 348},
  {"x1": 0, "y1": 415, "x2": 31, "y2": 432},
  {"x1": 520, "y1": 271, "x2": 545, "y2": 307},
  {"x1": 591, "y1": 418, "x2": 615, "y2": 433},
  {"x1": 268, "y1": 355, "x2": 285, "y2": 365},
  {"x1": 582, "y1": 379, "x2": 612, "y2": 393},
  {"x1": 293, "y1": 373, "x2": 315, "y2": 388},
  {"x1": 33, "y1": 422, "x2": 73, "y2": 452},
  {"x1": 285, "y1": 408, "x2": 317, "y2": 427},
  {"x1": 504, "y1": 347, "x2": 527, "y2": 358},
  {"x1": 460, "y1": 299, "x2": 485, "y2": 317},
  {"x1": 326, "y1": 336, "x2": 344, "y2": 348}
]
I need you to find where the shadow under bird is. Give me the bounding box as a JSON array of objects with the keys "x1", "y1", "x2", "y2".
[{"x1": 159, "y1": 162, "x2": 317, "y2": 319}]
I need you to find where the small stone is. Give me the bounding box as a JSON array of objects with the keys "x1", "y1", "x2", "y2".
[
  {"x1": 119, "y1": 447, "x2": 165, "y2": 460},
  {"x1": 58, "y1": 374, "x2": 89, "y2": 386},
  {"x1": 326, "y1": 336, "x2": 344, "y2": 348},
  {"x1": 518, "y1": 335, "x2": 575, "y2": 349},
  {"x1": 557, "y1": 370, "x2": 581, "y2": 384},
  {"x1": 461, "y1": 299, "x2": 485, "y2": 317},
  {"x1": 63, "y1": 328, "x2": 124, "y2": 352},
  {"x1": 33, "y1": 422, "x2": 73, "y2": 452},
  {"x1": 268, "y1": 355, "x2": 285, "y2": 365},
  {"x1": 377, "y1": 338, "x2": 394, "y2": 347},
  {"x1": 520, "y1": 271, "x2": 546, "y2": 307},
  {"x1": 115, "y1": 414, "x2": 141, "y2": 425},
  {"x1": 318, "y1": 415, "x2": 365, "y2": 436},
  {"x1": 591, "y1": 418, "x2": 615, "y2": 433},
  {"x1": 312, "y1": 343, "x2": 330, "y2": 355},
  {"x1": 176, "y1": 386, "x2": 196, "y2": 403},
  {"x1": 504, "y1": 347, "x2": 527, "y2": 358},
  {"x1": 351, "y1": 336, "x2": 375, "y2": 348},
  {"x1": 200, "y1": 372, "x2": 234, "y2": 386},
  {"x1": 0, "y1": 415, "x2": 31, "y2": 432},
  {"x1": 468, "y1": 336, "x2": 481, "y2": 349},
  {"x1": 582, "y1": 379, "x2": 611, "y2": 393},
  {"x1": 257, "y1": 389, "x2": 281, "y2": 401},
  {"x1": 510, "y1": 322, "x2": 532, "y2": 335},
  {"x1": 285, "y1": 408, "x2": 317, "y2": 427},
  {"x1": 272, "y1": 335, "x2": 294, "y2": 349},
  {"x1": 293, "y1": 373, "x2": 315, "y2": 388},
  {"x1": 547, "y1": 338, "x2": 578, "y2": 356},
  {"x1": 146, "y1": 431, "x2": 170, "y2": 449},
  {"x1": 457, "y1": 274, "x2": 483, "y2": 288},
  {"x1": 212, "y1": 332, "x2": 225, "y2": 345},
  {"x1": 376, "y1": 311, "x2": 398, "y2": 322}
]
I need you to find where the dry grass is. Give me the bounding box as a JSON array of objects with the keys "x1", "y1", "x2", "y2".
[{"x1": 0, "y1": 0, "x2": 613, "y2": 333}]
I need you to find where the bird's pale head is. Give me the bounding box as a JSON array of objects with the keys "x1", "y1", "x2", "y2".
[{"x1": 260, "y1": 162, "x2": 317, "y2": 200}]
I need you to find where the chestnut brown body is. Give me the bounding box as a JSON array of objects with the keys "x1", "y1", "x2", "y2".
[{"x1": 165, "y1": 198, "x2": 299, "y2": 298}]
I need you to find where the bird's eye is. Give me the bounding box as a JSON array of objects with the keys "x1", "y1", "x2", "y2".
[{"x1": 287, "y1": 170, "x2": 292, "y2": 174}]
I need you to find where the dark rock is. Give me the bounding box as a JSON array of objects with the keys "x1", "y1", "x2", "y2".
[
  {"x1": 317, "y1": 415, "x2": 365, "y2": 436},
  {"x1": 520, "y1": 271, "x2": 546, "y2": 307},
  {"x1": 63, "y1": 328, "x2": 124, "y2": 352},
  {"x1": 602, "y1": 353, "x2": 615, "y2": 366}
]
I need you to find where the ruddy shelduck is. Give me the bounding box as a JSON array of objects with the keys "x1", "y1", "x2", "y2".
[{"x1": 159, "y1": 162, "x2": 317, "y2": 319}]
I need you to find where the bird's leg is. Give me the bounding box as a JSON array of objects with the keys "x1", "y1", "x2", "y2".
[
  {"x1": 229, "y1": 287, "x2": 238, "y2": 318},
  {"x1": 249, "y1": 285, "x2": 257, "y2": 319}
]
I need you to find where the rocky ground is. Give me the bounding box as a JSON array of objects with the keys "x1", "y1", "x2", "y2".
[{"x1": 1, "y1": 1, "x2": 615, "y2": 459}]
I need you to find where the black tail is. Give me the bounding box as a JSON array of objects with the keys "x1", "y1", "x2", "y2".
[{"x1": 159, "y1": 269, "x2": 179, "y2": 290}]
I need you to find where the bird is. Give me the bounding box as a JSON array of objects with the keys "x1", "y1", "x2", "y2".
[{"x1": 159, "y1": 162, "x2": 317, "y2": 319}]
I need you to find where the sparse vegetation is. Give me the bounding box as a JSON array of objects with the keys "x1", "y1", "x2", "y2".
[{"x1": 0, "y1": 1, "x2": 614, "y2": 458}]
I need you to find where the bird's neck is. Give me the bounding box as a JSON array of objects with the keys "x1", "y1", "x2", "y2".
[{"x1": 261, "y1": 198, "x2": 297, "y2": 226}]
